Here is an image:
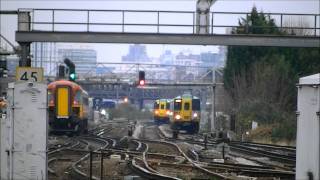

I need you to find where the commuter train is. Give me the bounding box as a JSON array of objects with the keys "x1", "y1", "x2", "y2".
[
  {"x1": 48, "y1": 79, "x2": 89, "y2": 134},
  {"x1": 169, "y1": 94, "x2": 201, "y2": 134},
  {"x1": 153, "y1": 99, "x2": 172, "y2": 125}
]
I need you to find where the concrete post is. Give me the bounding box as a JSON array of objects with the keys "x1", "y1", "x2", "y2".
[
  {"x1": 18, "y1": 11, "x2": 31, "y2": 67},
  {"x1": 19, "y1": 43, "x2": 31, "y2": 67},
  {"x1": 196, "y1": 0, "x2": 216, "y2": 34}
]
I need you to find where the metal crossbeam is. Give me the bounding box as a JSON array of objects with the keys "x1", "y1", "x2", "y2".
[{"x1": 16, "y1": 32, "x2": 320, "y2": 47}]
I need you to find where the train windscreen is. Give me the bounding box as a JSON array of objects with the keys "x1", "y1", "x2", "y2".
[
  {"x1": 154, "y1": 102, "x2": 159, "y2": 109},
  {"x1": 184, "y1": 102, "x2": 190, "y2": 110},
  {"x1": 166, "y1": 102, "x2": 170, "y2": 110},
  {"x1": 174, "y1": 99, "x2": 182, "y2": 110},
  {"x1": 192, "y1": 99, "x2": 200, "y2": 111}
]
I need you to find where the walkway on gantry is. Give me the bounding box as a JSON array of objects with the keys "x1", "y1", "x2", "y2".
[{"x1": 14, "y1": 9, "x2": 320, "y2": 47}]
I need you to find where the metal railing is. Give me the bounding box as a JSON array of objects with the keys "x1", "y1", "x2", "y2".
[{"x1": 17, "y1": 9, "x2": 320, "y2": 36}]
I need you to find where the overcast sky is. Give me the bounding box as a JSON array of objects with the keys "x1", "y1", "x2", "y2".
[{"x1": 0, "y1": 0, "x2": 319, "y2": 62}]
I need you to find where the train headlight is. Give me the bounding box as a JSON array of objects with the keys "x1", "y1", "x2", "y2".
[
  {"x1": 166, "y1": 110, "x2": 171, "y2": 115},
  {"x1": 155, "y1": 110, "x2": 159, "y2": 114},
  {"x1": 175, "y1": 114, "x2": 181, "y2": 120},
  {"x1": 100, "y1": 109, "x2": 106, "y2": 115},
  {"x1": 193, "y1": 113, "x2": 198, "y2": 118}
]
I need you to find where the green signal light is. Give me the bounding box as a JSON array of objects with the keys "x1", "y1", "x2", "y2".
[{"x1": 69, "y1": 73, "x2": 76, "y2": 80}]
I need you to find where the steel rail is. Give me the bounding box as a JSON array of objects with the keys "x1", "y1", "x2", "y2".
[
  {"x1": 70, "y1": 136, "x2": 109, "y2": 179},
  {"x1": 229, "y1": 144, "x2": 296, "y2": 164},
  {"x1": 129, "y1": 158, "x2": 181, "y2": 180},
  {"x1": 231, "y1": 141, "x2": 296, "y2": 151},
  {"x1": 141, "y1": 139, "x2": 232, "y2": 179}
]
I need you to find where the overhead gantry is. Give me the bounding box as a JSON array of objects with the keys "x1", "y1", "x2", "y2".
[{"x1": 7, "y1": 9, "x2": 319, "y2": 65}]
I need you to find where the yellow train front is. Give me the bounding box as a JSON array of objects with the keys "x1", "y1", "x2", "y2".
[
  {"x1": 153, "y1": 99, "x2": 172, "y2": 125},
  {"x1": 170, "y1": 94, "x2": 200, "y2": 134},
  {"x1": 48, "y1": 79, "x2": 89, "y2": 135}
]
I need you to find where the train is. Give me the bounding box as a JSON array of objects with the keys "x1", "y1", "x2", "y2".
[
  {"x1": 169, "y1": 94, "x2": 201, "y2": 134},
  {"x1": 153, "y1": 99, "x2": 172, "y2": 125},
  {"x1": 153, "y1": 94, "x2": 201, "y2": 134},
  {"x1": 48, "y1": 79, "x2": 89, "y2": 134}
]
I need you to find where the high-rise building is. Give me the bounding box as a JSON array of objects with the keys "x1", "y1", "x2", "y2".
[
  {"x1": 58, "y1": 49, "x2": 97, "y2": 76},
  {"x1": 160, "y1": 50, "x2": 174, "y2": 65},
  {"x1": 200, "y1": 52, "x2": 219, "y2": 67},
  {"x1": 122, "y1": 44, "x2": 149, "y2": 62},
  {"x1": 31, "y1": 42, "x2": 57, "y2": 76}
]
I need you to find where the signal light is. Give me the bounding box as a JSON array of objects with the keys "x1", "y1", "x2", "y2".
[
  {"x1": 139, "y1": 80, "x2": 145, "y2": 86},
  {"x1": 138, "y1": 71, "x2": 145, "y2": 86},
  {"x1": 69, "y1": 73, "x2": 76, "y2": 81},
  {"x1": 64, "y1": 58, "x2": 76, "y2": 81}
]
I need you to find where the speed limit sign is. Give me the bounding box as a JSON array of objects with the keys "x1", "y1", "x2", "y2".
[{"x1": 16, "y1": 67, "x2": 44, "y2": 82}]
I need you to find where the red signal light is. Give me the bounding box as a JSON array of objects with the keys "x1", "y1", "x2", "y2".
[{"x1": 139, "y1": 80, "x2": 145, "y2": 86}]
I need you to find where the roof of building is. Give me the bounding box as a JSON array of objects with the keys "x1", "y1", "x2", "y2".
[{"x1": 299, "y1": 73, "x2": 320, "y2": 85}]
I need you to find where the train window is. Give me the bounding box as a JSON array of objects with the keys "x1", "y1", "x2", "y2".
[
  {"x1": 83, "y1": 97, "x2": 89, "y2": 105},
  {"x1": 154, "y1": 102, "x2": 159, "y2": 109},
  {"x1": 160, "y1": 104, "x2": 165, "y2": 109},
  {"x1": 192, "y1": 99, "x2": 200, "y2": 110},
  {"x1": 48, "y1": 91, "x2": 53, "y2": 103},
  {"x1": 174, "y1": 100, "x2": 182, "y2": 110},
  {"x1": 166, "y1": 102, "x2": 170, "y2": 109},
  {"x1": 184, "y1": 102, "x2": 190, "y2": 110},
  {"x1": 75, "y1": 91, "x2": 82, "y2": 103}
]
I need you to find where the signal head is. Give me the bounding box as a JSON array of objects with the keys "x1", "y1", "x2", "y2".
[
  {"x1": 139, "y1": 80, "x2": 145, "y2": 86},
  {"x1": 69, "y1": 73, "x2": 76, "y2": 81}
]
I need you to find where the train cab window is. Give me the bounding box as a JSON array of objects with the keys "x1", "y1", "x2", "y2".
[
  {"x1": 184, "y1": 102, "x2": 190, "y2": 110},
  {"x1": 192, "y1": 99, "x2": 200, "y2": 111},
  {"x1": 48, "y1": 91, "x2": 53, "y2": 104},
  {"x1": 75, "y1": 91, "x2": 82, "y2": 103},
  {"x1": 83, "y1": 97, "x2": 89, "y2": 105},
  {"x1": 174, "y1": 99, "x2": 182, "y2": 110},
  {"x1": 166, "y1": 102, "x2": 170, "y2": 110},
  {"x1": 154, "y1": 102, "x2": 159, "y2": 109},
  {"x1": 160, "y1": 104, "x2": 165, "y2": 109}
]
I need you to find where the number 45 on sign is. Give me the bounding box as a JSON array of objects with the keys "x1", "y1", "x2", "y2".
[{"x1": 16, "y1": 67, "x2": 44, "y2": 82}]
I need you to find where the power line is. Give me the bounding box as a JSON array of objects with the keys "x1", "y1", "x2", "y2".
[{"x1": 1, "y1": 0, "x2": 318, "y2": 1}]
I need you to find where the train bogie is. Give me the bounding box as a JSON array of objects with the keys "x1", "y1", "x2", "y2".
[{"x1": 171, "y1": 121, "x2": 199, "y2": 134}]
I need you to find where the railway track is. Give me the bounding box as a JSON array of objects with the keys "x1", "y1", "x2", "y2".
[
  {"x1": 154, "y1": 122, "x2": 296, "y2": 179},
  {"x1": 48, "y1": 138, "x2": 89, "y2": 180},
  {"x1": 229, "y1": 143, "x2": 296, "y2": 164},
  {"x1": 48, "y1": 135, "x2": 111, "y2": 180},
  {"x1": 48, "y1": 119, "x2": 297, "y2": 179}
]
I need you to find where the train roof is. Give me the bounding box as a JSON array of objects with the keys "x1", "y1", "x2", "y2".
[
  {"x1": 48, "y1": 79, "x2": 87, "y2": 94},
  {"x1": 174, "y1": 94, "x2": 199, "y2": 99},
  {"x1": 155, "y1": 99, "x2": 171, "y2": 103}
]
